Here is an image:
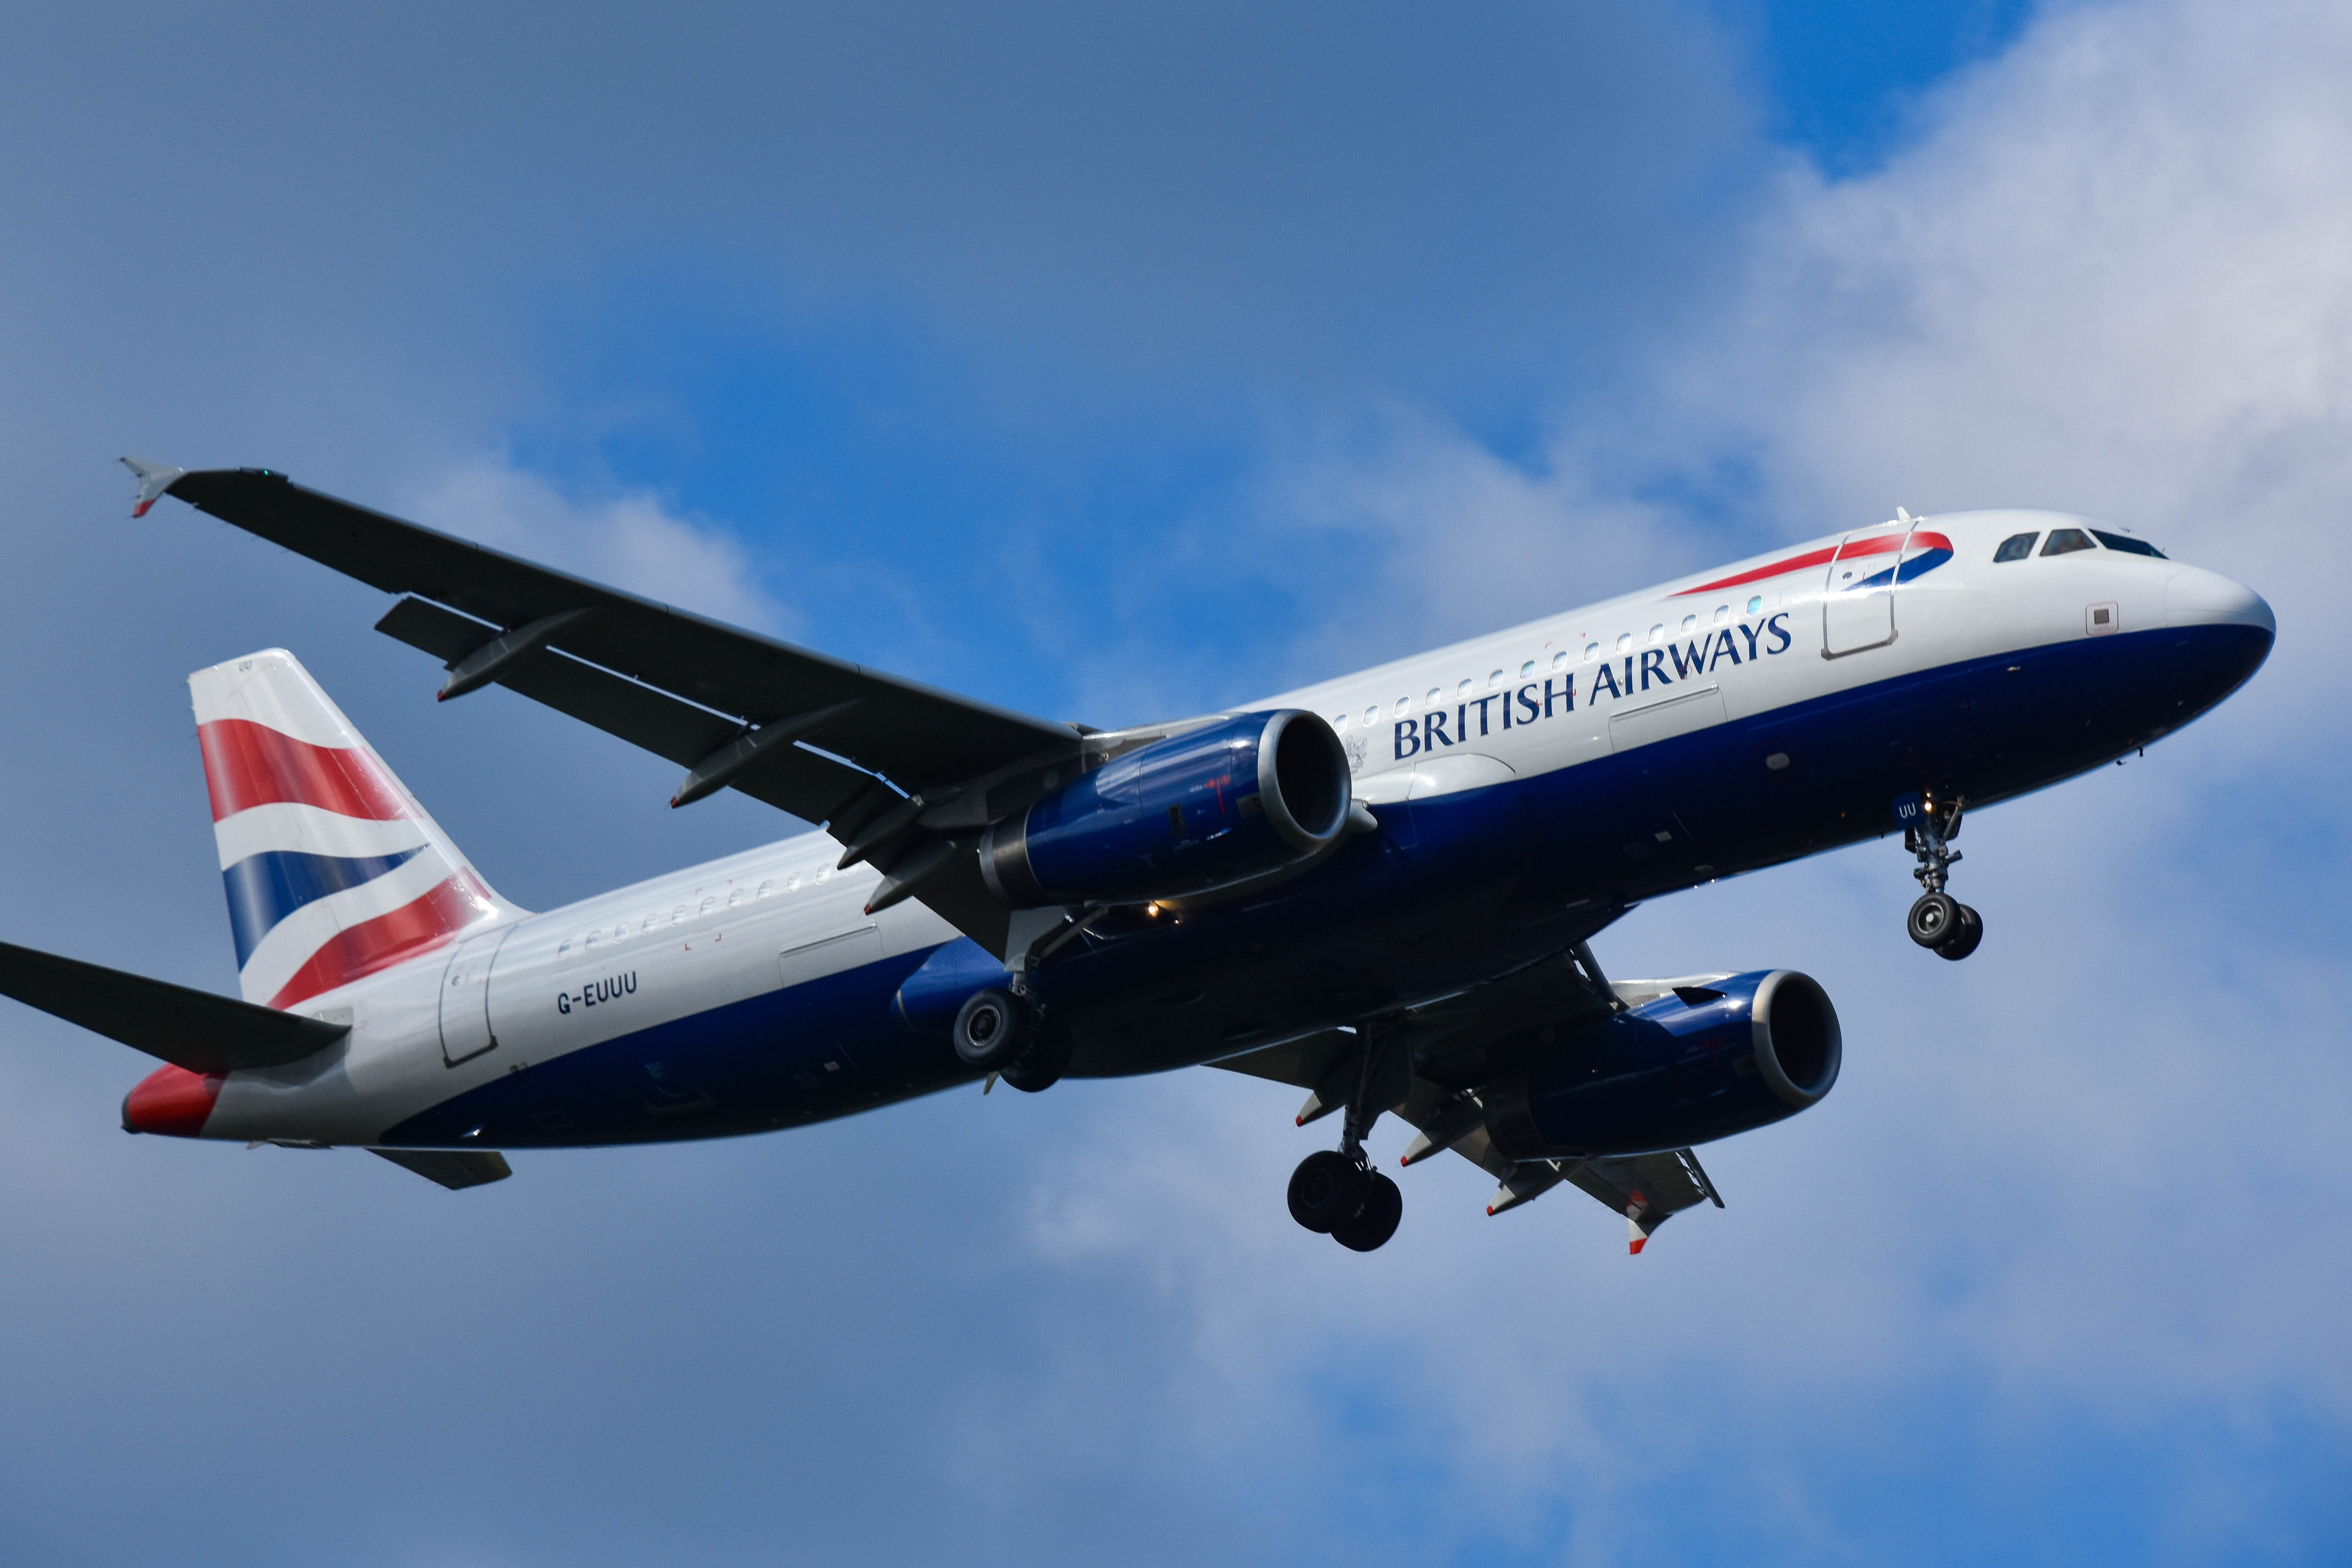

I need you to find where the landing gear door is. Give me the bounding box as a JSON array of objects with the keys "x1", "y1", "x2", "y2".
[
  {"x1": 1822, "y1": 526, "x2": 1908, "y2": 657},
  {"x1": 439, "y1": 927, "x2": 511, "y2": 1066}
]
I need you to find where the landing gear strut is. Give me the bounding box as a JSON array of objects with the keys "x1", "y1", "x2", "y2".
[
  {"x1": 1903, "y1": 794, "x2": 1983, "y2": 961},
  {"x1": 1285, "y1": 1027, "x2": 1404, "y2": 1251}
]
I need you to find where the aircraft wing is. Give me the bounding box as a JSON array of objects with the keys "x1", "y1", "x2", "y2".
[{"x1": 136, "y1": 464, "x2": 1089, "y2": 952}]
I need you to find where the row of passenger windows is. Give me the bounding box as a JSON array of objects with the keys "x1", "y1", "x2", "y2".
[
  {"x1": 1327, "y1": 593, "x2": 1773, "y2": 729},
  {"x1": 1994, "y1": 527, "x2": 2166, "y2": 562},
  {"x1": 553, "y1": 866, "x2": 837, "y2": 958}
]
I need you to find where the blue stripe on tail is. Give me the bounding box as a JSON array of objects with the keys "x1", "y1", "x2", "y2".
[{"x1": 222, "y1": 847, "x2": 424, "y2": 968}]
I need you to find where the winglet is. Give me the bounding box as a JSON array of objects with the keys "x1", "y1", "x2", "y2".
[{"x1": 121, "y1": 457, "x2": 188, "y2": 518}]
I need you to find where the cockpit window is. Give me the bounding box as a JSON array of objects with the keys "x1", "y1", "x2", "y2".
[
  {"x1": 1993, "y1": 533, "x2": 2038, "y2": 562},
  {"x1": 2040, "y1": 528, "x2": 2096, "y2": 557},
  {"x1": 2090, "y1": 529, "x2": 2166, "y2": 558}
]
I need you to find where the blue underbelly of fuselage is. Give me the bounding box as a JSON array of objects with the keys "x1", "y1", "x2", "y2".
[{"x1": 382, "y1": 620, "x2": 2269, "y2": 1151}]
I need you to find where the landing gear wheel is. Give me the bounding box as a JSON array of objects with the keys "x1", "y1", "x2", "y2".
[
  {"x1": 952, "y1": 989, "x2": 1030, "y2": 1071},
  {"x1": 998, "y1": 1017, "x2": 1073, "y2": 1093},
  {"x1": 1331, "y1": 1170, "x2": 1403, "y2": 1252},
  {"x1": 1287, "y1": 1150, "x2": 1370, "y2": 1234},
  {"x1": 1907, "y1": 892, "x2": 1961, "y2": 950},
  {"x1": 1935, "y1": 903, "x2": 1983, "y2": 961}
]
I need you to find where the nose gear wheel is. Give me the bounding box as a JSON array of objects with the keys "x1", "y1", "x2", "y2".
[{"x1": 1903, "y1": 794, "x2": 1985, "y2": 961}]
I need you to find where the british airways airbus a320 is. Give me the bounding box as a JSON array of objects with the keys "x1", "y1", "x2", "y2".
[{"x1": 0, "y1": 462, "x2": 2270, "y2": 1253}]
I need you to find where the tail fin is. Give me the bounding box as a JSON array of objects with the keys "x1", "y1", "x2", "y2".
[{"x1": 189, "y1": 649, "x2": 516, "y2": 1010}]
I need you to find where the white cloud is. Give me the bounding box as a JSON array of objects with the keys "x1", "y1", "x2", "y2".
[{"x1": 404, "y1": 460, "x2": 798, "y2": 640}]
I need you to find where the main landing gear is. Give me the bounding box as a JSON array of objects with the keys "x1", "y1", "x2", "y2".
[
  {"x1": 1903, "y1": 794, "x2": 1983, "y2": 961},
  {"x1": 1285, "y1": 1027, "x2": 1405, "y2": 1252},
  {"x1": 951, "y1": 989, "x2": 1073, "y2": 1092}
]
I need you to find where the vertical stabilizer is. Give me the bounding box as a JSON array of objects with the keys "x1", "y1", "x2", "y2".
[{"x1": 189, "y1": 649, "x2": 517, "y2": 1009}]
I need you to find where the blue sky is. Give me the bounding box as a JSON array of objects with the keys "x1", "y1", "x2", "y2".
[{"x1": 3, "y1": 2, "x2": 2349, "y2": 1564}]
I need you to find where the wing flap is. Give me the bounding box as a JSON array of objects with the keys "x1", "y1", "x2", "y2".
[
  {"x1": 0, "y1": 939, "x2": 347, "y2": 1074},
  {"x1": 374, "y1": 594, "x2": 879, "y2": 824},
  {"x1": 1563, "y1": 1148, "x2": 1723, "y2": 1252}
]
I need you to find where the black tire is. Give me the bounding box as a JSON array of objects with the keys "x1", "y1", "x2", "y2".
[
  {"x1": 1287, "y1": 1150, "x2": 1369, "y2": 1234},
  {"x1": 952, "y1": 989, "x2": 1029, "y2": 1070},
  {"x1": 1907, "y1": 892, "x2": 1961, "y2": 949},
  {"x1": 1936, "y1": 904, "x2": 1984, "y2": 961},
  {"x1": 998, "y1": 1017, "x2": 1073, "y2": 1093},
  {"x1": 1332, "y1": 1171, "x2": 1402, "y2": 1252}
]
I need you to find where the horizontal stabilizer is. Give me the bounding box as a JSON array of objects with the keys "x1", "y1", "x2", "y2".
[
  {"x1": 0, "y1": 939, "x2": 347, "y2": 1074},
  {"x1": 369, "y1": 1148, "x2": 513, "y2": 1189}
]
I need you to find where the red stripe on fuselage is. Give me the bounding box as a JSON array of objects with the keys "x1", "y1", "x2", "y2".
[
  {"x1": 198, "y1": 719, "x2": 410, "y2": 824},
  {"x1": 1672, "y1": 545, "x2": 1838, "y2": 598},
  {"x1": 1672, "y1": 531, "x2": 1921, "y2": 598},
  {"x1": 266, "y1": 874, "x2": 493, "y2": 1010}
]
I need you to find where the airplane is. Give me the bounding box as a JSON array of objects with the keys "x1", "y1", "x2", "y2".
[{"x1": 0, "y1": 461, "x2": 2272, "y2": 1253}]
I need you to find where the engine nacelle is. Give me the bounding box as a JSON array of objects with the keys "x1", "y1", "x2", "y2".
[
  {"x1": 980, "y1": 710, "x2": 1352, "y2": 907},
  {"x1": 1482, "y1": 969, "x2": 1841, "y2": 1160}
]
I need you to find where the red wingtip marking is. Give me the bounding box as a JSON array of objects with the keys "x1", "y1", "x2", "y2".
[
  {"x1": 122, "y1": 1064, "x2": 225, "y2": 1137},
  {"x1": 131, "y1": 499, "x2": 155, "y2": 518},
  {"x1": 1484, "y1": 1206, "x2": 1496, "y2": 1216},
  {"x1": 1629, "y1": 1237, "x2": 1647, "y2": 1255}
]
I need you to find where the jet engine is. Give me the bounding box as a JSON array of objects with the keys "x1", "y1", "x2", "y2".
[
  {"x1": 980, "y1": 710, "x2": 1352, "y2": 907},
  {"x1": 1481, "y1": 969, "x2": 1841, "y2": 1161}
]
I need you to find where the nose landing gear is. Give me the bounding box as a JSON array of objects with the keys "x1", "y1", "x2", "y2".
[{"x1": 1901, "y1": 793, "x2": 1983, "y2": 960}]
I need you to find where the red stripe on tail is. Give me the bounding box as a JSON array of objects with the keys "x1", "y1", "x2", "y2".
[
  {"x1": 266, "y1": 874, "x2": 493, "y2": 1010},
  {"x1": 198, "y1": 719, "x2": 411, "y2": 824}
]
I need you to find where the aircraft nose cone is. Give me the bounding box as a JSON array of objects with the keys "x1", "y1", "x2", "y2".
[
  {"x1": 2166, "y1": 566, "x2": 2274, "y2": 635},
  {"x1": 121, "y1": 1063, "x2": 224, "y2": 1137}
]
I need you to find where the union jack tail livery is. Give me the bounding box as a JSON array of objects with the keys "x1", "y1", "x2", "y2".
[{"x1": 190, "y1": 649, "x2": 511, "y2": 1010}]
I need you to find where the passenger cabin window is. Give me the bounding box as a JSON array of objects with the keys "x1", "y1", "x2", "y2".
[
  {"x1": 2040, "y1": 528, "x2": 2097, "y2": 557},
  {"x1": 2091, "y1": 529, "x2": 2166, "y2": 558},
  {"x1": 1994, "y1": 533, "x2": 2038, "y2": 562}
]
